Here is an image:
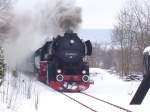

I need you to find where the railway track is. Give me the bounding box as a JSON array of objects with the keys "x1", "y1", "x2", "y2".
[
  {"x1": 41, "y1": 82, "x2": 134, "y2": 112},
  {"x1": 60, "y1": 92, "x2": 134, "y2": 112}
]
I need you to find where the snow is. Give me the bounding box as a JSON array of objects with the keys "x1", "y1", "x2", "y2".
[{"x1": 0, "y1": 68, "x2": 149, "y2": 112}]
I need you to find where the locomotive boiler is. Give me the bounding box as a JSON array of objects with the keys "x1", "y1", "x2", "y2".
[{"x1": 34, "y1": 32, "x2": 93, "y2": 92}]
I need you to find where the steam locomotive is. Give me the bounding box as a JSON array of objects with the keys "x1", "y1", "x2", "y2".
[{"x1": 34, "y1": 32, "x2": 93, "y2": 92}]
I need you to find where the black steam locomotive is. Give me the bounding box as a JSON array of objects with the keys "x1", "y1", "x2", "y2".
[{"x1": 34, "y1": 32, "x2": 93, "y2": 92}]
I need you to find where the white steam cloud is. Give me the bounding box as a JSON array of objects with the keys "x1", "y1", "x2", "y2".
[{"x1": 1, "y1": 0, "x2": 82, "y2": 72}]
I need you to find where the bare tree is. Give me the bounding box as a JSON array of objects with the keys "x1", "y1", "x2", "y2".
[
  {"x1": 0, "y1": 0, "x2": 12, "y2": 42},
  {"x1": 112, "y1": 7, "x2": 134, "y2": 76},
  {"x1": 88, "y1": 42, "x2": 115, "y2": 69},
  {"x1": 112, "y1": 0, "x2": 150, "y2": 77},
  {"x1": 88, "y1": 42, "x2": 102, "y2": 67},
  {"x1": 0, "y1": 0, "x2": 12, "y2": 11}
]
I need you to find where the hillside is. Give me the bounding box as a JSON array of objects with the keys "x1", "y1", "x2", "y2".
[{"x1": 78, "y1": 29, "x2": 112, "y2": 43}]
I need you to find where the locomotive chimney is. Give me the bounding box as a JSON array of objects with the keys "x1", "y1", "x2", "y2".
[{"x1": 65, "y1": 30, "x2": 73, "y2": 34}]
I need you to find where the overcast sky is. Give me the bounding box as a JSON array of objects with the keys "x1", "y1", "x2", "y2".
[
  {"x1": 77, "y1": 0, "x2": 126, "y2": 29},
  {"x1": 15, "y1": 0, "x2": 126, "y2": 29}
]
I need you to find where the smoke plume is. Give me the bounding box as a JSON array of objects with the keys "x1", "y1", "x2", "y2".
[
  {"x1": 1, "y1": 0, "x2": 82, "y2": 72},
  {"x1": 50, "y1": 1, "x2": 82, "y2": 33}
]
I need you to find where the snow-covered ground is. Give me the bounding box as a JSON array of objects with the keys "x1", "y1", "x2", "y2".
[{"x1": 0, "y1": 68, "x2": 149, "y2": 112}]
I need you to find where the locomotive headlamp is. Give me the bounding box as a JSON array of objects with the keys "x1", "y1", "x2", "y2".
[
  {"x1": 82, "y1": 70, "x2": 86, "y2": 74},
  {"x1": 57, "y1": 69, "x2": 62, "y2": 74},
  {"x1": 82, "y1": 75, "x2": 89, "y2": 82},
  {"x1": 56, "y1": 74, "x2": 64, "y2": 82},
  {"x1": 70, "y1": 39, "x2": 75, "y2": 44}
]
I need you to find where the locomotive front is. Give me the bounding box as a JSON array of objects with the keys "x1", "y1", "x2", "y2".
[{"x1": 34, "y1": 32, "x2": 93, "y2": 92}]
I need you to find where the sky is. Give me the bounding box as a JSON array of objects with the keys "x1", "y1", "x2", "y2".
[
  {"x1": 76, "y1": 0, "x2": 126, "y2": 29},
  {"x1": 14, "y1": 0, "x2": 126, "y2": 29}
]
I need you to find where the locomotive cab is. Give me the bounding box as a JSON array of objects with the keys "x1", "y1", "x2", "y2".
[{"x1": 34, "y1": 32, "x2": 93, "y2": 92}]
